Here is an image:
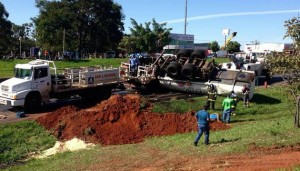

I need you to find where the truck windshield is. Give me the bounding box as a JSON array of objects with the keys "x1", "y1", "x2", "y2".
[{"x1": 15, "y1": 68, "x2": 32, "y2": 79}]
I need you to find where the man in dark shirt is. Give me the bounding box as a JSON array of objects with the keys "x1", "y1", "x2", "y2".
[
  {"x1": 194, "y1": 105, "x2": 210, "y2": 146},
  {"x1": 242, "y1": 84, "x2": 250, "y2": 107}
]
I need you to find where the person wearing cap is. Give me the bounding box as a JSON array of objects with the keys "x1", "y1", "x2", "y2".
[{"x1": 194, "y1": 105, "x2": 211, "y2": 146}]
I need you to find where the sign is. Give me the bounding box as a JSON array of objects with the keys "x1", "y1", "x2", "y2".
[
  {"x1": 163, "y1": 45, "x2": 194, "y2": 50},
  {"x1": 169, "y1": 33, "x2": 194, "y2": 41},
  {"x1": 222, "y1": 28, "x2": 230, "y2": 36}
]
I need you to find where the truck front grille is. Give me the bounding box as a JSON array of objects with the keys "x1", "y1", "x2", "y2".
[{"x1": 1, "y1": 85, "x2": 9, "y2": 92}]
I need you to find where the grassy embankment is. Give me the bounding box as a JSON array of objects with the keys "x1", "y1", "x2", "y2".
[
  {"x1": 1, "y1": 85, "x2": 300, "y2": 170},
  {"x1": 1, "y1": 57, "x2": 299, "y2": 170}
]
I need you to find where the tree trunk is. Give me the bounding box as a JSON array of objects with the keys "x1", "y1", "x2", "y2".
[{"x1": 295, "y1": 97, "x2": 300, "y2": 128}]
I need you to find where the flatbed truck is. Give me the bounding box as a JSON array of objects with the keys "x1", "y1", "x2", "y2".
[{"x1": 0, "y1": 59, "x2": 121, "y2": 112}]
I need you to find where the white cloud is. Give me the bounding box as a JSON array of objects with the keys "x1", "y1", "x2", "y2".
[{"x1": 161, "y1": 10, "x2": 300, "y2": 24}]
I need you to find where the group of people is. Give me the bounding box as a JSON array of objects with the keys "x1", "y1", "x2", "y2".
[
  {"x1": 129, "y1": 54, "x2": 140, "y2": 76},
  {"x1": 193, "y1": 84, "x2": 250, "y2": 146}
]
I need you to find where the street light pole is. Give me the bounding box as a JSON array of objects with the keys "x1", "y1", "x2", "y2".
[
  {"x1": 19, "y1": 37, "x2": 22, "y2": 58},
  {"x1": 184, "y1": 0, "x2": 187, "y2": 34}
]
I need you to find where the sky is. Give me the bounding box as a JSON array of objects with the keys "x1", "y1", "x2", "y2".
[{"x1": 2, "y1": 0, "x2": 300, "y2": 49}]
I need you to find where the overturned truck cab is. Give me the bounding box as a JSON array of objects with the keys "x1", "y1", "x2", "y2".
[
  {"x1": 120, "y1": 50, "x2": 255, "y2": 100},
  {"x1": 158, "y1": 69, "x2": 255, "y2": 100}
]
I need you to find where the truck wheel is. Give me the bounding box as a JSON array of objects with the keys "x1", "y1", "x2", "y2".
[
  {"x1": 166, "y1": 61, "x2": 182, "y2": 78},
  {"x1": 191, "y1": 50, "x2": 206, "y2": 59},
  {"x1": 177, "y1": 49, "x2": 191, "y2": 58},
  {"x1": 24, "y1": 93, "x2": 41, "y2": 113},
  {"x1": 181, "y1": 63, "x2": 195, "y2": 79}
]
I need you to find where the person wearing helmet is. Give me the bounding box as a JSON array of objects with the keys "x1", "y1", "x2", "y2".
[
  {"x1": 242, "y1": 84, "x2": 250, "y2": 107},
  {"x1": 206, "y1": 84, "x2": 217, "y2": 110},
  {"x1": 230, "y1": 91, "x2": 238, "y2": 115}
]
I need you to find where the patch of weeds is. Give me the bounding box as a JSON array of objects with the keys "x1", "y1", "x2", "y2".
[
  {"x1": 140, "y1": 97, "x2": 150, "y2": 110},
  {"x1": 83, "y1": 127, "x2": 95, "y2": 136}
]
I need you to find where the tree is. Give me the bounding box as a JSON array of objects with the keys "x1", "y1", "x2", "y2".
[
  {"x1": 226, "y1": 41, "x2": 241, "y2": 53},
  {"x1": 284, "y1": 17, "x2": 300, "y2": 53},
  {"x1": 119, "y1": 18, "x2": 172, "y2": 54},
  {"x1": 266, "y1": 16, "x2": 300, "y2": 128},
  {"x1": 0, "y1": 2, "x2": 13, "y2": 57},
  {"x1": 11, "y1": 23, "x2": 36, "y2": 57},
  {"x1": 34, "y1": 0, "x2": 124, "y2": 57},
  {"x1": 209, "y1": 41, "x2": 220, "y2": 52}
]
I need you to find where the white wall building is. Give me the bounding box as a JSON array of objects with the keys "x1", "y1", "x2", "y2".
[{"x1": 244, "y1": 43, "x2": 292, "y2": 54}]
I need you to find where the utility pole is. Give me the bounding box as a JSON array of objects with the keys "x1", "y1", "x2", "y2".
[
  {"x1": 184, "y1": 0, "x2": 187, "y2": 34},
  {"x1": 63, "y1": 29, "x2": 65, "y2": 52},
  {"x1": 19, "y1": 37, "x2": 22, "y2": 58}
]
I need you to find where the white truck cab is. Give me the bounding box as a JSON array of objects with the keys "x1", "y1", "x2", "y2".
[
  {"x1": 0, "y1": 59, "x2": 120, "y2": 112},
  {"x1": 0, "y1": 60, "x2": 54, "y2": 111}
]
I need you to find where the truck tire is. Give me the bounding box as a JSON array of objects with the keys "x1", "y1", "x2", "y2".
[
  {"x1": 177, "y1": 49, "x2": 191, "y2": 58},
  {"x1": 166, "y1": 61, "x2": 182, "y2": 78},
  {"x1": 24, "y1": 92, "x2": 41, "y2": 113},
  {"x1": 191, "y1": 50, "x2": 206, "y2": 59},
  {"x1": 181, "y1": 63, "x2": 195, "y2": 79}
]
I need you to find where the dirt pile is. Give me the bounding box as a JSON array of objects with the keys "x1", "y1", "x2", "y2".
[{"x1": 37, "y1": 94, "x2": 230, "y2": 145}]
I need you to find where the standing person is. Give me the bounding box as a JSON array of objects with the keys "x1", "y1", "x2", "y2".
[
  {"x1": 206, "y1": 84, "x2": 217, "y2": 110},
  {"x1": 194, "y1": 105, "x2": 210, "y2": 146},
  {"x1": 242, "y1": 84, "x2": 250, "y2": 107},
  {"x1": 129, "y1": 54, "x2": 139, "y2": 76},
  {"x1": 129, "y1": 54, "x2": 135, "y2": 75},
  {"x1": 230, "y1": 91, "x2": 238, "y2": 115},
  {"x1": 222, "y1": 95, "x2": 234, "y2": 123},
  {"x1": 38, "y1": 50, "x2": 41, "y2": 59}
]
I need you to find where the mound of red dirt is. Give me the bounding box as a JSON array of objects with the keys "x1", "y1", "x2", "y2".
[{"x1": 37, "y1": 94, "x2": 230, "y2": 145}]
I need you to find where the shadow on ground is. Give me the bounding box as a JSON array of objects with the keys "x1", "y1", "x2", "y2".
[{"x1": 253, "y1": 93, "x2": 281, "y2": 105}]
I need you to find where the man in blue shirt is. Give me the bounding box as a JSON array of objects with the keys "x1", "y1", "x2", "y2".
[
  {"x1": 129, "y1": 54, "x2": 140, "y2": 76},
  {"x1": 194, "y1": 105, "x2": 210, "y2": 146}
]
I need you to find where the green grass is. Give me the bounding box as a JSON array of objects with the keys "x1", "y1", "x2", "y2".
[
  {"x1": 0, "y1": 121, "x2": 56, "y2": 167},
  {"x1": 2, "y1": 85, "x2": 300, "y2": 171},
  {"x1": 0, "y1": 58, "x2": 128, "y2": 78},
  {"x1": 1, "y1": 57, "x2": 298, "y2": 170}
]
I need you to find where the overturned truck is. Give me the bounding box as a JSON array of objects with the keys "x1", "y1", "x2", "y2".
[{"x1": 120, "y1": 50, "x2": 256, "y2": 100}]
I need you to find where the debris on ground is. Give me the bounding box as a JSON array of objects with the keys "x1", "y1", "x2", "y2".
[
  {"x1": 37, "y1": 138, "x2": 95, "y2": 159},
  {"x1": 0, "y1": 115, "x2": 7, "y2": 119},
  {"x1": 37, "y1": 94, "x2": 230, "y2": 145}
]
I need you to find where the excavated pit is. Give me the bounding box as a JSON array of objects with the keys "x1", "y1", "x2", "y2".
[{"x1": 37, "y1": 94, "x2": 230, "y2": 145}]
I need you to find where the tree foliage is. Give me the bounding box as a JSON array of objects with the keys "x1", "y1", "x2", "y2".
[
  {"x1": 226, "y1": 41, "x2": 240, "y2": 53},
  {"x1": 284, "y1": 17, "x2": 300, "y2": 52},
  {"x1": 266, "y1": 16, "x2": 300, "y2": 128},
  {"x1": 34, "y1": 0, "x2": 124, "y2": 55},
  {"x1": 0, "y1": 2, "x2": 13, "y2": 57},
  {"x1": 209, "y1": 41, "x2": 220, "y2": 52},
  {"x1": 119, "y1": 18, "x2": 172, "y2": 54}
]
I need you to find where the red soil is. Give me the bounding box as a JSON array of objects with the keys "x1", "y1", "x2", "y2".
[{"x1": 37, "y1": 94, "x2": 229, "y2": 145}]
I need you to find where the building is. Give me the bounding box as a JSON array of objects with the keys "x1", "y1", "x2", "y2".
[{"x1": 244, "y1": 43, "x2": 292, "y2": 54}]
